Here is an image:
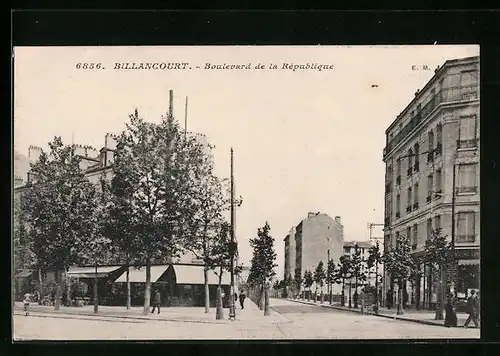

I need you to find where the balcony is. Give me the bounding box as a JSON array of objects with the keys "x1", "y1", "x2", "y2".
[
  {"x1": 383, "y1": 84, "x2": 478, "y2": 157},
  {"x1": 396, "y1": 175, "x2": 401, "y2": 186},
  {"x1": 414, "y1": 162, "x2": 420, "y2": 172},
  {"x1": 385, "y1": 182, "x2": 392, "y2": 193},
  {"x1": 384, "y1": 217, "x2": 390, "y2": 226},
  {"x1": 395, "y1": 212, "x2": 401, "y2": 219},
  {"x1": 426, "y1": 195, "x2": 432, "y2": 203},
  {"x1": 413, "y1": 202, "x2": 419, "y2": 210},
  {"x1": 457, "y1": 138, "x2": 478, "y2": 149},
  {"x1": 435, "y1": 142, "x2": 442, "y2": 156},
  {"x1": 406, "y1": 205, "x2": 412, "y2": 213},
  {"x1": 434, "y1": 189, "x2": 442, "y2": 198},
  {"x1": 427, "y1": 152, "x2": 434, "y2": 163},
  {"x1": 457, "y1": 186, "x2": 477, "y2": 194},
  {"x1": 407, "y1": 167, "x2": 413, "y2": 177},
  {"x1": 412, "y1": 243, "x2": 418, "y2": 251}
]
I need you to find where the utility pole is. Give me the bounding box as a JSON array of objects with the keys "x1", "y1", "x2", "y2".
[{"x1": 229, "y1": 148, "x2": 236, "y2": 321}]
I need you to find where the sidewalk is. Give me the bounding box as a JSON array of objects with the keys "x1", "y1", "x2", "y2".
[
  {"x1": 285, "y1": 298, "x2": 476, "y2": 328},
  {"x1": 13, "y1": 300, "x2": 288, "y2": 325}
]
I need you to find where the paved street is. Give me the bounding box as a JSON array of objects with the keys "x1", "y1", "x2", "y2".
[{"x1": 13, "y1": 298, "x2": 479, "y2": 340}]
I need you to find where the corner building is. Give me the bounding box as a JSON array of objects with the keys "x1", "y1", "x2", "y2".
[{"x1": 382, "y1": 56, "x2": 479, "y2": 309}]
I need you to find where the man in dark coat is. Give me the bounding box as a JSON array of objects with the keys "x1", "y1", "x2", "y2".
[
  {"x1": 151, "y1": 289, "x2": 161, "y2": 314},
  {"x1": 239, "y1": 290, "x2": 246, "y2": 310},
  {"x1": 444, "y1": 294, "x2": 457, "y2": 327},
  {"x1": 463, "y1": 290, "x2": 479, "y2": 328}
]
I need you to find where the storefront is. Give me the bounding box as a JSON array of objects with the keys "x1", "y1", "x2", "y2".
[{"x1": 454, "y1": 247, "x2": 480, "y2": 299}]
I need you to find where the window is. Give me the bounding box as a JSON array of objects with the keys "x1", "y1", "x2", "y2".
[
  {"x1": 457, "y1": 212, "x2": 476, "y2": 243},
  {"x1": 412, "y1": 224, "x2": 418, "y2": 248},
  {"x1": 458, "y1": 164, "x2": 477, "y2": 193},
  {"x1": 407, "y1": 187, "x2": 412, "y2": 212},
  {"x1": 427, "y1": 131, "x2": 435, "y2": 162},
  {"x1": 458, "y1": 115, "x2": 477, "y2": 148},
  {"x1": 434, "y1": 215, "x2": 441, "y2": 231},
  {"x1": 408, "y1": 149, "x2": 414, "y2": 176},
  {"x1": 414, "y1": 142, "x2": 420, "y2": 170},
  {"x1": 406, "y1": 226, "x2": 412, "y2": 243},
  {"x1": 427, "y1": 174, "x2": 434, "y2": 202},
  {"x1": 396, "y1": 157, "x2": 401, "y2": 177},
  {"x1": 435, "y1": 169, "x2": 442, "y2": 194},
  {"x1": 413, "y1": 183, "x2": 419, "y2": 209},
  {"x1": 427, "y1": 218, "x2": 433, "y2": 239},
  {"x1": 396, "y1": 194, "x2": 401, "y2": 218},
  {"x1": 395, "y1": 231, "x2": 400, "y2": 247},
  {"x1": 436, "y1": 124, "x2": 443, "y2": 155}
]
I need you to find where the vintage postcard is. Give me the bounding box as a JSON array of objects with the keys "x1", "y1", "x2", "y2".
[{"x1": 13, "y1": 45, "x2": 480, "y2": 340}]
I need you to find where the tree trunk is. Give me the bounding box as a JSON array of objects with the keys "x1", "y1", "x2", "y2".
[
  {"x1": 143, "y1": 258, "x2": 151, "y2": 315},
  {"x1": 397, "y1": 281, "x2": 404, "y2": 315},
  {"x1": 66, "y1": 273, "x2": 71, "y2": 307},
  {"x1": 126, "y1": 264, "x2": 131, "y2": 310},
  {"x1": 215, "y1": 285, "x2": 224, "y2": 320},
  {"x1": 54, "y1": 269, "x2": 61, "y2": 311},
  {"x1": 264, "y1": 284, "x2": 270, "y2": 316},
  {"x1": 259, "y1": 284, "x2": 264, "y2": 310},
  {"x1": 204, "y1": 267, "x2": 210, "y2": 313}
]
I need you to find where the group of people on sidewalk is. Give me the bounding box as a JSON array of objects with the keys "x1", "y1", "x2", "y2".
[{"x1": 149, "y1": 289, "x2": 247, "y2": 315}]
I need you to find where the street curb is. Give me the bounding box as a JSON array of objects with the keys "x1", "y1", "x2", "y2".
[{"x1": 284, "y1": 298, "x2": 457, "y2": 328}]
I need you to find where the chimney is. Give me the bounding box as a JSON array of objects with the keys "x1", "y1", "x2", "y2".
[
  {"x1": 307, "y1": 212, "x2": 316, "y2": 218},
  {"x1": 169, "y1": 90, "x2": 174, "y2": 117},
  {"x1": 335, "y1": 216, "x2": 342, "y2": 225}
]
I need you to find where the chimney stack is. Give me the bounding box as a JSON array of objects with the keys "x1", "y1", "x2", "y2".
[
  {"x1": 169, "y1": 90, "x2": 174, "y2": 117},
  {"x1": 335, "y1": 216, "x2": 342, "y2": 225}
]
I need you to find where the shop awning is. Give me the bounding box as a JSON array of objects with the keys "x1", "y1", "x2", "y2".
[
  {"x1": 67, "y1": 266, "x2": 123, "y2": 279},
  {"x1": 169, "y1": 264, "x2": 230, "y2": 285},
  {"x1": 458, "y1": 259, "x2": 480, "y2": 266},
  {"x1": 114, "y1": 265, "x2": 169, "y2": 283}
]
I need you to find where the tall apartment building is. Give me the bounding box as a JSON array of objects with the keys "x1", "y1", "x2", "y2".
[
  {"x1": 284, "y1": 212, "x2": 344, "y2": 294},
  {"x1": 382, "y1": 56, "x2": 479, "y2": 309},
  {"x1": 343, "y1": 241, "x2": 379, "y2": 293}
]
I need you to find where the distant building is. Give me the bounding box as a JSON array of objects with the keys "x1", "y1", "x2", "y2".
[
  {"x1": 284, "y1": 212, "x2": 344, "y2": 295},
  {"x1": 343, "y1": 241, "x2": 379, "y2": 295},
  {"x1": 382, "y1": 56, "x2": 480, "y2": 309}
]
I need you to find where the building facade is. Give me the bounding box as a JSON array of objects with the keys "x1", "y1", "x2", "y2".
[
  {"x1": 284, "y1": 212, "x2": 344, "y2": 295},
  {"x1": 382, "y1": 56, "x2": 480, "y2": 309},
  {"x1": 343, "y1": 241, "x2": 378, "y2": 293}
]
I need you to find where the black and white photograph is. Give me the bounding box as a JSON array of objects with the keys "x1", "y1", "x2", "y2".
[{"x1": 12, "y1": 45, "x2": 480, "y2": 340}]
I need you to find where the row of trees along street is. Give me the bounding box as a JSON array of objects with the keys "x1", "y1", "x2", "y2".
[
  {"x1": 273, "y1": 230, "x2": 456, "y2": 320},
  {"x1": 15, "y1": 110, "x2": 242, "y2": 319},
  {"x1": 247, "y1": 222, "x2": 277, "y2": 316}
]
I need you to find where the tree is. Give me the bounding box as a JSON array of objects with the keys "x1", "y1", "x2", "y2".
[
  {"x1": 424, "y1": 228, "x2": 454, "y2": 320},
  {"x1": 326, "y1": 259, "x2": 336, "y2": 304},
  {"x1": 248, "y1": 222, "x2": 277, "y2": 311},
  {"x1": 293, "y1": 268, "x2": 302, "y2": 299},
  {"x1": 209, "y1": 221, "x2": 232, "y2": 320},
  {"x1": 350, "y1": 244, "x2": 368, "y2": 308},
  {"x1": 383, "y1": 233, "x2": 416, "y2": 315},
  {"x1": 367, "y1": 240, "x2": 383, "y2": 312},
  {"x1": 303, "y1": 270, "x2": 314, "y2": 301},
  {"x1": 19, "y1": 137, "x2": 101, "y2": 310},
  {"x1": 111, "y1": 110, "x2": 187, "y2": 315},
  {"x1": 335, "y1": 255, "x2": 352, "y2": 307},
  {"x1": 313, "y1": 261, "x2": 326, "y2": 303}
]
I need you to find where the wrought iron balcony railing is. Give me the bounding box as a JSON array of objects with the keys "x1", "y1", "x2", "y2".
[{"x1": 457, "y1": 138, "x2": 478, "y2": 149}]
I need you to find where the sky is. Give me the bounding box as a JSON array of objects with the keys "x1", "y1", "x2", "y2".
[{"x1": 13, "y1": 45, "x2": 479, "y2": 278}]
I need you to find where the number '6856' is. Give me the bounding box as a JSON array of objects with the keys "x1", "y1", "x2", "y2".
[{"x1": 75, "y1": 63, "x2": 103, "y2": 70}]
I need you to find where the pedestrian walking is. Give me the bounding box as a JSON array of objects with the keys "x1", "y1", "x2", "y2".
[
  {"x1": 444, "y1": 294, "x2": 457, "y2": 327},
  {"x1": 23, "y1": 292, "x2": 31, "y2": 316},
  {"x1": 463, "y1": 290, "x2": 479, "y2": 328},
  {"x1": 239, "y1": 290, "x2": 246, "y2": 310},
  {"x1": 151, "y1": 289, "x2": 161, "y2": 315}
]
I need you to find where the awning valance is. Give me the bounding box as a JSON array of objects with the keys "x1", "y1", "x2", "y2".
[
  {"x1": 170, "y1": 264, "x2": 230, "y2": 285},
  {"x1": 114, "y1": 265, "x2": 169, "y2": 283},
  {"x1": 67, "y1": 266, "x2": 123, "y2": 279}
]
